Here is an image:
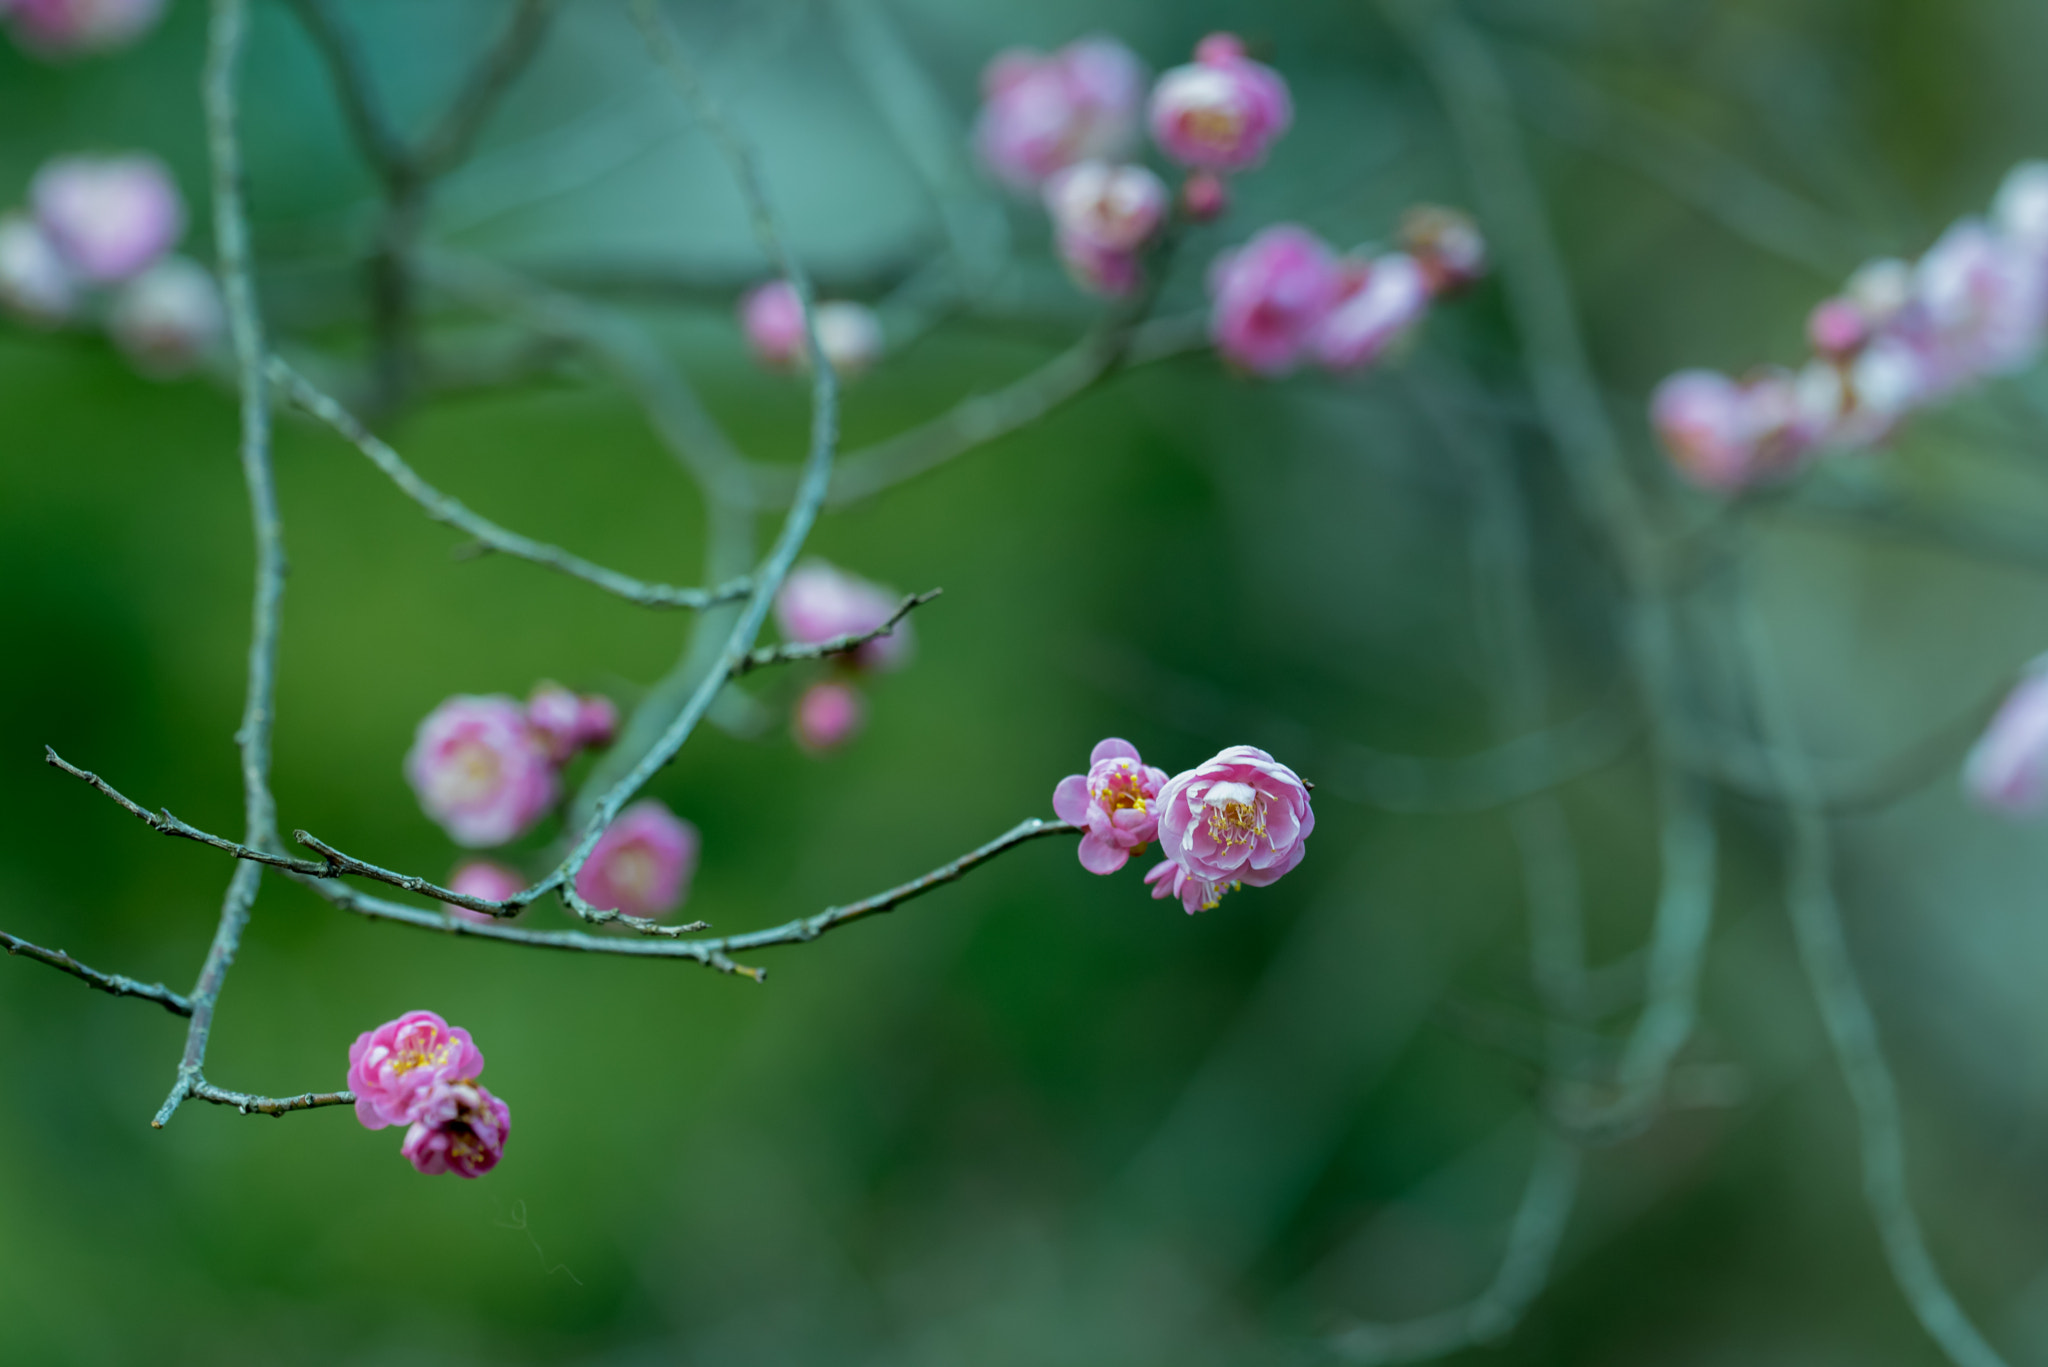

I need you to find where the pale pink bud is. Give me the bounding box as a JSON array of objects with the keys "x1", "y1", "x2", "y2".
[
  {"x1": 1207, "y1": 224, "x2": 1339, "y2": 375},
  {"x1": 1399, "y1": 205, "x2": 1488, "y2": 296},
  {"x1": 975, "y1": 36, "x2": 1146, "y2": 190},
  {"x1": 1148, "y1": 33, "x2": 1292, "y2": 173},
  {"x1": 527, "y1": 683, "x2": 617, "y2": 764},
  {"x1": 793, "y1": 681, "x2": 866, "y2": 754},
  {"x1": 1045, "y1": 161, "x2": 1168, "y2": 254},
  {"x1": 1143, "y1": 858, "x2": 1237, "y2": 915},
  {"x1": 740, "y1": 280, "x2": 806, "y2": 369},
  {"x1": 346, "y1": 1009, "x2": 487, "y2": 1131},
  {"x1": 774, "y1": 559, "x2": 913, "y2": 671},
  {"x1": 400, "y1": 1080, "x2": 510, "y2": 1179},
  {"x1": 575, "y1": 799, "x2": 699, "y2": 918},
  {"x1": 31, "y1": 153, "x2": 183, "y2": 283},
  {"x1": 108, "y1": 255, "x2": 221, "y2": 376},
  {"x1": 1313, "y1": 252, "x2": 1431, "y2": 372},
  {"x1": 1155, "y1": 745, "x2": 1314, "y2": 890},
  {"x1": 1846, "y1": 257, "x2": 1915, "y2": 328},
  {"x1": 1052, "y1": 738, "x2": 1169, "y2": 875},
  {"x1": 442, "y1": 859, "x2": 524, "y2": 925},
  {"x1": 0, "y1": 211, "x2": 77, "y2": 325},
  {"x1": 5, "y1": 0, "x2": 164, "y2": 57},
  {"x1": 1965, "y1": 662, "x2": 2048, "y2": 816},
  {"x1": 404, "y1": 695, "x2": 559, "y2": 847},
  {"x1": 816, "y1": 301, "x2": 883, "y2": 378},
  {"x1": 1993, "y1": 161, "x2": 2048, "y2": 255},
  {"x1": 1181, "y1": 170, "x2": 1230, "y2": 222},
  {"x1": 1806, "y1": 296, "x2": 1869, "y2": 358}
]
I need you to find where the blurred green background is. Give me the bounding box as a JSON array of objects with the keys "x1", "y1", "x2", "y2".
[{"x1": 10, "y1": 1, "x2": 2048, "y2": 1363}]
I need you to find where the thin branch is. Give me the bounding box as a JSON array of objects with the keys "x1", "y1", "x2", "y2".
[
  {"x1": 281, "y1": 0, "x2": 407, "y2": 183},
  {"x1": 46, "y1": 748, "x2": 331, "y2": 876},
  {"x1": 733, "y1": 589, "x2": 940, "y2": 676},
  {"x1": 1331, "y1": 1131, "x2": 1581, "y2": 1363},
  {"x1": 1737, "y1": 559, "x2": 2009, "y2": 1367},
  {"x1": 269, "y1": 357, "x2": 750, "y2": 610},
  {"x1": 543, "y1": 1, "x2": 844, "y2": 926},
  {"x1": 188, "y1": 1079, "x2": 356, "y2": 1116},
  {"x1": 1, "y1": 930, "x2": 193, "y2": 1016},
  {"x1": 285, "y1": 818, "x2": 1079, "y2": 981},
  {"x1": 160, "y1": 0, "x2": 282, "y2": 1132},
  {"x1": 413, "y1": 0, "x2": 559, "y2": 180}
]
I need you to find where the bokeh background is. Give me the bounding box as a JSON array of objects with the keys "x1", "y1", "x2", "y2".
[{"x1": 9, "y1": 0, "x2": 2048, "y2": 1363}]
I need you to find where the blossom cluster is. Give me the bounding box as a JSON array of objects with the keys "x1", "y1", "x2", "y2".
[
  {"x1": 0, "y1": 152, "x2": 222, "y2": 375},
  {"x1": 1, "y1": 0, "x2": 163, "y2": 59},
  {"x1": 1054, "y1": 738, "x2": 1314, "y2": 913},
  {"x1": 347, "y1": 1011, "x2": 509, "y2": 1178},
  {"x1": 402, "y1": 683, "x2": 698, "y2": 922},
  {"x1": 1652, "y1": 160, "x2": 2048, "y2": 492},
  {"x1": 738, "y1": 280, "x2": 883, "y2": 379},
  {"x1": 1208, "y1": 211, "x2": 1485, "y2": 376},
  {"x1": 771, "y1": 558, "x2": 915, "y2": 754}
]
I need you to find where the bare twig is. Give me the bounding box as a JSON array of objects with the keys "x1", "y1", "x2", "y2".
[
  {"x1": 159, "y1": 0, "x2": 283, "y2": 1131},
  {"x1": 1736, "y1": 564, "x2": 2010, "y2": 1367},
  {"x1": 47, "y1": 748, "x2": 331, "y2": 876},
  {"x1": 413, "y1": 0, "x2": 559, "y2": 180},
  {"x1": 733, "y1": 589, "x2": 940, "y2": 676},
  {"x1": 188, "y1": 1079, "x2": 356, "y2": 1116},
  {"x1": 269, "y1": 357, "x2": 749, "y2": 610},
  {"x1": 1, "y1": 930, "x2": 193, "y2": 1016}
]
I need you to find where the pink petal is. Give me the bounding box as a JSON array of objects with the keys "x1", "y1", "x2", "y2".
[{"x1": 1053, "y1": 774, "x2": 1091, "y2": 825}]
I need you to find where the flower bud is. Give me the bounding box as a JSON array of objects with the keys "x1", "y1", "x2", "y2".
[
  {"x1": 5, "y1": 0, "x2": 165, "y2": 58},
  {"x1": 739, "y1": 280, "x2": 805, "y2": 369},
  {"x1": 816, "y1": 301, "x2": 883, "y2": 378},
  {"x1": 1207, "y1": 224, "x2": 1339, "y2": 375},
  {"x1": 793, "y1": 681, "x2": 866, "y2": 754},
  {"x1": 108, "y1": 255, "x2": 222, "y2": 376},
  {"x1": 0, "y1": 211, "x2": 77, "y2": 325},
  {"x1": 1180, "y1": 171, "x2": 1230, "y2": 222},
  {"x1": 31, "y1": 152, "x2": 183, "y2": 283},
  {"x1": 1399, "y1": 205, "x2": 1487, "y2": 295},
  {"x1": 1313, "y1": 252, "x2": 1431, "y2": 373},
  {"x1": 442, "y1": 859, "x2": 524, "y2": 926}
]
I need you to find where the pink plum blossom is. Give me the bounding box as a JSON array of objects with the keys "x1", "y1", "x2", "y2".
[
  {"x1": 442, "y1": 859, "x2": 524, "y2": 926},
  {"x1": 1052, "y1": 738, "x2": 1168, "y2": 874},
  {"x1": 1806, "y1": 297, "x2": 1870, "y2": 358},
  {"x1": 404, "y1": 695, "x2": 559, "y2": 847},
  {"x1": 4, "y1": 0, "x2": 165, "y2": 57},
  {"x1": 1045, "y1": 161, "x2": 1167, "y2": 298},
  {"x1": 1909, "y1": 218, "x2": 2046, "y2": 394},
  {"x1": 31, "y1": 153, "x2": 183, "y2": 283},
  {"x1": 1651, "y1": 369, "x2": 1819, "y2": 490},
  {"x1": 1147, "y1": 33, "x2": 1292, "y2": 174},
  {"x1": 0, "y1": 212, "x2": 76, "y2": 325},
  {"x1": 574, "y1": 799, "x2": 699, "y2": 918},
  {"x1": 1964, "y1": 662, "x2": 2048, "y2": 817},
  {"x1": 347, "y1": 1010, "x2": 487, "y2": 1131},
  {"x1": 774, "y1": 559, "x2": 913, "y2": 671},
  {"x1": 1314, "y1": 252, "x2": 1431, "y2": 372},
  {"x1": 1400, "y1": 205, "x2": 1488, "y2": 296},
  {"x1": 400, "y1": 1080, "x2": 510, "y2": 1178},
  {"x1": 1155, "y1": 744, "x2": 1315, "y2": 891},
  {"x1": 1208, "y1": 224, "x2": 1339, "y2": 375},
  {"x1": 975, "y1": 36, "x2": 1146, "y2": 190},
  {"x1": 108, "y1": 255, "x2": 222, "y2": 376},
  {"x1": 1144, "y1": 858, "x2": 1237, "y2": 915},
  {"x1": 740, "y1": 280, "x2": 806, "y2": 368},
  {"x1": 526, "y1": 682, "x2": 617, "y2": 763},
  {"x1": 794, "y1": 680, "x2": 865, "y2": 754}
]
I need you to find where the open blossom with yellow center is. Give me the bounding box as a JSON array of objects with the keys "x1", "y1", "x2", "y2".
[
  {"x1": 1147, "y1": 33, "x2": 1292, "y2": 174},
  {"x1": 1054, "y1": 738, "x2": 1170, "y2": 875},
  {"x1": 1151, "y1": 745, "x2": 1314, "y2": 911},
  {"x1": 404, "y1": 694, "x2": 558, "y2": 848},
  {"x1": 347, "y1": 1010, "x2": 487, "y2": 1131}
]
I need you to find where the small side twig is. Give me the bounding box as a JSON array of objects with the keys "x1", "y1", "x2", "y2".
[
  {"x1": 733, "y1": 589, "x2": 940, "y2": 676},
  {"x1": 1, "y1": 930, "x2": 193, "y2": 1016},
  {"x1": 271, "y1": 358, "x2": 749, "y2": 610},
  {"x1": 188, "y1": 1078, "x2": 356, "y2": 1117},
  {"x1": 46, "y1": 748, "x2": 332, "y2": 877}
]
